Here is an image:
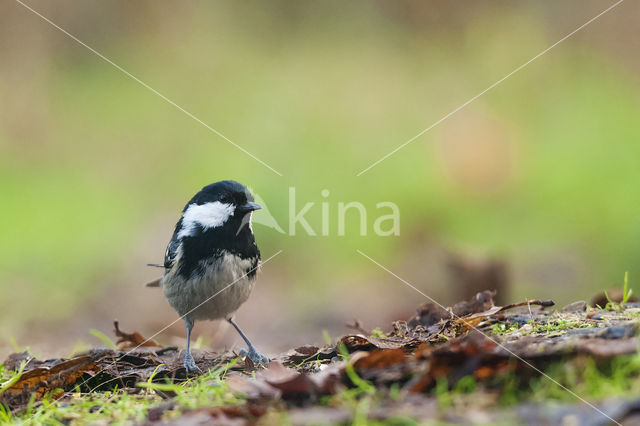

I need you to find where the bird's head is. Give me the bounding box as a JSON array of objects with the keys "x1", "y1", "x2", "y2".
[{"x1": 177, "y1": 180, "x2": 262, "y2": 239}]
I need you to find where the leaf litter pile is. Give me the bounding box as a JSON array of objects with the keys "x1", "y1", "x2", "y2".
[{"x1": 4, "y1": 290, "x2": 640, "y2": 425}]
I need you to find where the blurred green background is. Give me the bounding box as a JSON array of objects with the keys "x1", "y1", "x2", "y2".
[{"x1": 1, "y1": 0, "x2": 639, "y2": 356}]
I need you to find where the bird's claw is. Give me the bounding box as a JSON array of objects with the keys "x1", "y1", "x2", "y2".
[
  {"x1": 239, "y1": 347, "x2": 270, "y2": 366},
  {"x1": 183, "y1": 353, "x2": 202, "y2": 374}
]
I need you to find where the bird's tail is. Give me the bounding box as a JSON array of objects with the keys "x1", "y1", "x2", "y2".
[{"x1": 145, "y1": 277, "x2": 161, "y2": 288}]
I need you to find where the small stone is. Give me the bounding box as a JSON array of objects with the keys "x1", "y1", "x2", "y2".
[
  {"x1": 561, "y1": 301, "x2": 587, "y2": 313},
  {"x1": 588, "y1": 312, "x2": 603, "y2": 320},
  {"x1": 600, "y1": 325, "x2": 637, "y2": 339},
  {"x1": 518, "y1": 323, "x2": 534, "y2": 334}
]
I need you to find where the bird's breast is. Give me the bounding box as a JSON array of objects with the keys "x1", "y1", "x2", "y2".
[{"x1": 161, "y1": 251, "x2": 259, "y2": 321}]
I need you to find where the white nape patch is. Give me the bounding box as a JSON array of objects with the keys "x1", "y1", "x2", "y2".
[{"x1": 178, "y1": 202, "x2": 235, "y2": 239}]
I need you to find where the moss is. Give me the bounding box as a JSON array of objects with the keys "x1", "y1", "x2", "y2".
[
  {"x1": 491, "y1": 323, "x2": 520, "y2": 335},
  {"x1": 370, "y1": 328, "x2": 389, "y2": 339},
  {"x1": 523, "y1": 319, "x2": 595, "y2": 335}
]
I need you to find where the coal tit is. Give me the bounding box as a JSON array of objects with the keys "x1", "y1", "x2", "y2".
[{"x1": 147, "y1": 180, "x2": 268, "y2": 372}]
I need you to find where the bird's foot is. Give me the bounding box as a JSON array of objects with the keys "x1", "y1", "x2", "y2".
[
  {"x1": 183, "y1": 353, "x2": 202, "y2": 374},
  {"x1": 239, "y1": 346, "x2": 270, "y2": 366}
]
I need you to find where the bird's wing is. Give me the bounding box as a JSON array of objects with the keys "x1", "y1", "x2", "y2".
[
  {"x1": 145, "y1": 277, "x2": 162, "y2": 288},
  {"x1": 164, "y1": 235, "x2": 181, "y2": 269}
]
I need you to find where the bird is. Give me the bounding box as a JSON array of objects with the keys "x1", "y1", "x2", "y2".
[{"x1": 146, "y1": 180, "x2": 268, "y2": 372}]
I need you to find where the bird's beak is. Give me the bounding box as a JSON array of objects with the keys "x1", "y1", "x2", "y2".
[{"x1": 238, "y1": 201, "x2": 262, "y2": 213}]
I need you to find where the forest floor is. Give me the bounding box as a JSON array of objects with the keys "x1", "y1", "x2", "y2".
[{"x1": 2, "y1": 288, "x2": 640, "y2": 425}]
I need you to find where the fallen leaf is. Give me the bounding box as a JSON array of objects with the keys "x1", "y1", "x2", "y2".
[
  {"x1": 454, "y1": 298, "x2": 555, "y2": 329},
  {"x1": 451, "y1": 290, "x2": 496, "y2": 317},
  {"x1": 280, "y1": 345, "x2": 336, "y2": 367},
  {"x1": 408, "y1": 303, "x2": 452, "y2": 328},
  {"x1": 113, "y1": 320, "x2": 159, "y2": 349},
  {"x1": 226, "y1": 373, "x2": 280, "y2": 399},
  {"x1": 1, "y1": 355, "x2": 98, "y2": 408},
  {"x1": 353, "y1": 349, "x2": 407, "y2": 370},
  {"x1": 339, "y1": 335, "x2": 420, "y2": 352}
]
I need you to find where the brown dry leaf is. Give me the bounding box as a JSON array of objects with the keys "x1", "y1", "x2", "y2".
[
  {"x1": 1, "y1": 346, "x2": 233, "y2": 410},
  {"x1": 312, "y1": 363, "x2": 344, "y2": 395},
  {"x1": 410, "y1": 291, "x2": 554, "y2": 331},
  {"x1": 451, "y1": 290, "x2": 496, "y2": 317},
  {"x1": 454, "y1": 315, "x2": 488, "y2": 330},
  {"x1": 408, "y1": 302, "x2": 452, "y2": 328},
  {"x1": 497, "y1": 299, "x2": 555, "y2": 312},
  {"x1": 258, "y1": 361, "x2": 299, "y2": 384},
  {"x1": 408, "y1": 290, "x2": 497, "y2": 329},
  {"x1": 339, "y1": 335, "x2": 418, "y2": 352},
  {"x1": 463, "y1": 305, "x2": 503, "y2": 320},
  {"x1": 291, "y1": 345, "x2": 320, "y2": 357},
  {"x1": 474, "y1": 360, "x2": 512, "y2": 380},
  {"x1": 473, "y1": 365, "x2": 495, "y2": 379},
  {"x1": 1, "y1": 355, "x2": 99, "y2": 408},
  {"x1": 113, "y1": 320, "x2": 159, "y2": 349},
  {"x1": 225, "y1": 373, "x2": 280, "y2": 399},
  {"x1": 353, "y1": 349, "x2": 407, "y2": 370},
  {"x1": 280, "y1": 345, "x2": 336, "y2": 366},
  {"x1": 288, "y1": 407, "x2": 352, "y2": 425},
  {"x1": 232, "y1": 361, "x2": 341, "y2": 401},
  {"x1": 454, "y1": 297, "x2": 554, "y2": 329},
  {"x1": 158, "y1": 405, "x2": 266, "y2": 426},
  {"x1": 409, "y1": 331, "x2": 507, "y2": 393},
  {"x1": 351, "y1": 349, "x2": 414, "y2": 386},
  {"x1": 413, "y1": 343, "x2": 432, "y2": 360},
  {"x1": 261, "y1": 361, "x2": 330, "y2": 399},
  {"x1": 267, "y1": 373, "x2": 319, "y2": 399}
]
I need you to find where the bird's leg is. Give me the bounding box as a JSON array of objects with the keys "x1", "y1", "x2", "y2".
[
  {"x1": 183, "y1": 318, "x2": 201, "y2": 374},
  {"x1": 227, "y1": 317, "x2": 269, "y2": 365}
]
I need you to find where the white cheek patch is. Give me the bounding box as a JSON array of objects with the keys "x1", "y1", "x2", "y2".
[{"x1": 178, "y1": 202, "x2": 235, "y2": 239}]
